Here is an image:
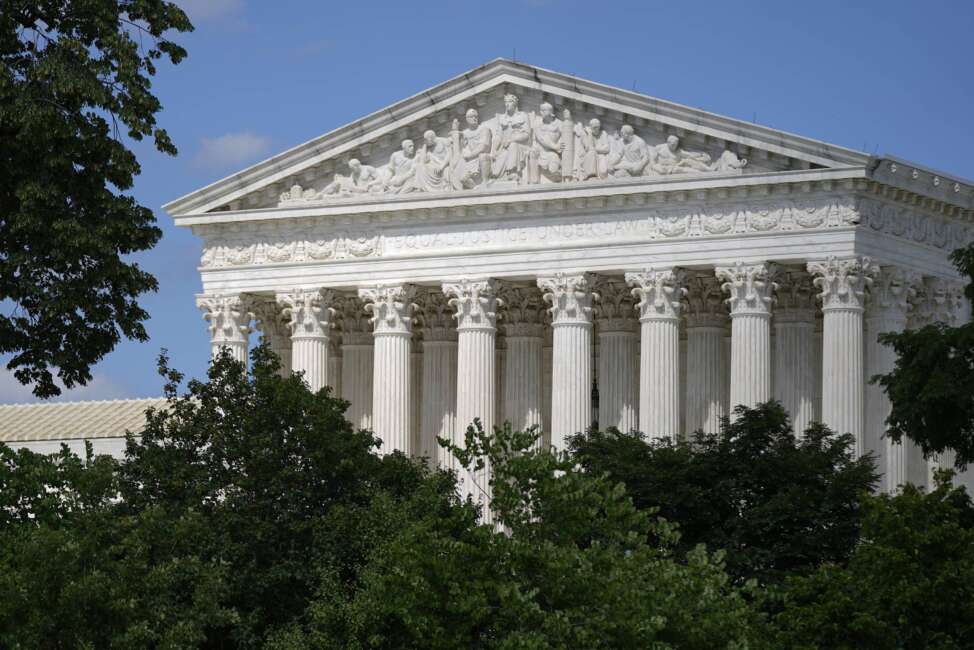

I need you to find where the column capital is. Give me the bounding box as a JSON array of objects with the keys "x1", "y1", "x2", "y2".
[
  {"x1": 807, "y1": 256, "x2": 878, "y2": 312},
  {"x1": 684, "y1": 273, "x2": 728, "y2": 329},
  {"x1": 442, "y1": 278, "x2": 501, "y2": 331},
  {"x1": 538, "y1": 272, "x2": 598, "y2": 326},
  {"x1": 775, "y1": 270, "x2": 816, "y2": 323},
  {"x1": 196, "y1": 293, "x2": 253, "y2": 344},
  {"x1": 867, "y1": 266, "x2": 922, "y2": 322},
  {"x1": 336, "y1": 294, "x2": 371, "y2": 344},
  {"x1": 358, "y1": 284, "x2": 417, "y2": 336},
  {"x1": 499, "y1": 285, "x2": 546, "y2": 338},
  {"x1": 626, "y1": 267, "x2": 687, "y2": 322},
  {"x1": 716, "y1": 261, "x2": 778, "y2": 316},
  {"x1": 415, "y1": 289, "x2": 458, "y2": 342},
  {"x1": 912, "y1": 276, "x2": 965, "y2": 327},
  {"x1": 276, "y1": 289, "x2": 337, "y2": 340},
  {"x1": 252, "y1": 298, "x2": 290, "y2": 341},
  {"x1": 593, "y1": 278, "x2": 638, "y2": 333}
]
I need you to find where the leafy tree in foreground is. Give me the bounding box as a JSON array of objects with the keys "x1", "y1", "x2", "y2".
[
  {"x1": 0, "y1": 348, "x2": 455, "y2": 647},
  {"x1": 0, "y1": 1, "x2": 192, "y2": 397},
  {"x1": 570, "y1": 402, "x2": 879, "y2": 585},
  {"x1": 273, "y1": 422, "x2": 760, "y2": 649},
  {"x1": 876, "y1": 245, "x2": 974, "y2": 467},
  {"x1": 766, "y1": 477, "x2": 974, "y2": 649}
]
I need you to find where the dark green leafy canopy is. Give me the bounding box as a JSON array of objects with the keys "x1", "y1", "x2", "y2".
[
  {"x1": 767, "y1": 480, "x2": 974, "y2": 649},
  {"x1": 570, "y1": 402, "x2": 879, "y2": 585},
  {"x1": 876, "y1": 244, "x2": 974, "y2": 467},
  {"x1": 0, "y1": 1, "x2": 192, "y2": 397}
]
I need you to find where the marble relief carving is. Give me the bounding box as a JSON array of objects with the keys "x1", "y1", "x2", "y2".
[
  {"x1": 199, "y1": 196, "x2": 972, "y2": 269},
  {"x1": 278, "y1": 93, "x2": 748, "y2": 206}
]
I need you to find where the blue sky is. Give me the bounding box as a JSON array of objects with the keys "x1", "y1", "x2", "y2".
[{"x1": 3, "y1": 0, "x2": 973, "y2": 402}]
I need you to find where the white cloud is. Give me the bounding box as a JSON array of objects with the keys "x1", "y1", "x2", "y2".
[
  {"x1": 177, "y1": 0, "x2": 243, "y2": 23},
  {"x1": 0, "y1": 370, "x2": 133, "y2": 405},
  {"x1": 193, "y1": 132, "x2": 273, "y2": 171}
]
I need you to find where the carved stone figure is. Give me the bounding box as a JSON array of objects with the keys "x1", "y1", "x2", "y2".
[
  {"x1": 491, "y1": 93, "x2": 532, "y2": 182},
  {"x1": 386, "y1": 139, "x2": 419, "y2": 194},
  {"x1": 576, "y1": 118, "x2": 611, "y2": 181},
  {"x1": 608, "y1": 125, "x2": 649, "y2": 178},
  {"x1": 711, "y1": 149, "x2": 748, "y2": 174},
  {"x1": 528, "y1": 102, "x2": 564, "y2": 183},
  {"x1": 647, "y1": 135, "x2": 712, "y2": 175},
  {"x1": 453, "y1": 108, "x2": 492, "y2": 189},
  {"x1": 415, "y1": 129, "x2": 453, "y2": 193},
  {"x1": 321, "y1": 158, "x2": 385, "y2": 196}
]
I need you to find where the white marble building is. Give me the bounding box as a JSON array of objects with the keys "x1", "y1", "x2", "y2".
[{"x1": 4, "y1": 60, "x2": 968, "y2": 496}]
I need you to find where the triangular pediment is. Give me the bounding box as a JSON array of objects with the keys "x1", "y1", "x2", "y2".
[{"x1": 164, "y1": 59, "x2": 872, "y2": 217}]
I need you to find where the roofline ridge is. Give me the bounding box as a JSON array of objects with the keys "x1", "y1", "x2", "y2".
[{"x1": 0, "y1": 396, "x2": 167, "y2": 408}]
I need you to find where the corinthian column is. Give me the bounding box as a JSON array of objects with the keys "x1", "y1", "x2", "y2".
[
  {"x1": 196, "y1": 293, "x2": 253, "y2": 364},
  {"x1": 499, "y1": 286, "x2": 545, "y2": 433},
  {"x1": 865, "y1": 266, "x2": 919, "y2": 492},
  {"x1": 443, "y1": 279, "x2": 500, "y2": 515},
  {"x1": 808, "y1": 256, "x2": 877, "y2": 456},
  {"x1": 593, "y1": 279, "x2": 639, "y2": 433},
  {"x1": 276, "y1": 289, "x2": 336, "y2": 392},
  {"x1": 538, "y1": 272, "x2": 597, "y2": 448},
  {"x1": 252, "y1": 299, "x2": 291, "y2": 376},
  {"x1": 417, "y1": 290, "x2": 458, "y2": 468},
  {"x1": 684, "y1": 274, "x2": 728, "y2": 434},
  {"x1": 773, "y1": 271, "x2": 817, "y2": 436},
  {"x1": 715, "y1": 262, "x2": 777, "y2": 411},
  {"x1": 626, "y1": 268, "x2": 686, "y2": 439},
  {"x1": 338, "y1": 296, "x2": 373, "y2": 432},
  {"x1": 359, "y1": 284, "x2": 416, "y2": 456}
]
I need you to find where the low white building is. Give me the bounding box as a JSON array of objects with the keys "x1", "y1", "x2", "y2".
[{"x1": 3, "y1": 60, "x2": 971, "y2": 494}]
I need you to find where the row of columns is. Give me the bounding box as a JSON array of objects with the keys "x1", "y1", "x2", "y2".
[{"x1": 197, "y1": 257, "x2": 968, "y2": 494}]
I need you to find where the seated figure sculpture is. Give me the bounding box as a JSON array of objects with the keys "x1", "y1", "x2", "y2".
[
  {"x1": 386, "y1": 139, "x2": 419, "y2": 194},
  {"x1": 711, "y1": 148, "x2": 748, "y2": 173},
  {"x1": 576, "y1": 118, "x2": 611, "y2": 180},
  {"x1": 454, "y1": 108, "x2": 492, "y2": 189},
  {"x1": 491, "y1": 94, "x2": 532, "y2": 182},
  {"x1": 415, "y1": 129, "x2": 454, "y2": 193},
  {"x1": 609, "y1": 125, "x2": 649, "y2": 178},
  {"x1": 647, "y1": 135, "x2": 713, "y2": 175},
  {"x1": 528, "y1": 102, "x2": 564, "y2": 183},
  {"x1": 320, "y1": 159, "x2": 385, "y2": 196}
]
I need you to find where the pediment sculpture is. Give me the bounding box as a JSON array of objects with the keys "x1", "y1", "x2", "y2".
[{"x1": 279, "y1": 93, "x2": 747, "y2": 206}]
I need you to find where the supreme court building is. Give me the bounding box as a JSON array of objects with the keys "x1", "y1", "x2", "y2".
[{"x1": 4, "y1": 60, "x2": 970, "y2": 495}]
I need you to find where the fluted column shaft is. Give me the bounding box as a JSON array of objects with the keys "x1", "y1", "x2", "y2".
[
  {"x1": 774, "y1": 315, "x2": 816, "y2": 435},
  {"x1": 539, "y1": 273, "x2": 596, "y2": 449},
  {"x1": 197, "y1": 293, "x2": 252, "y2": 365},
  {"x1": 809, "y1": 257, "x2": 877, "y2": 457},
  {"x1": 865, "y1": 267, "x2": 918, "y2": 492},
  {"x1": 359, "y1": 284, "x2": 416, "y2": 455},
  {"x1": 597, "y1": 328, "x2": 638, "y2": 432},
  {"x1": 341, "y1": 334, "x2": 373, "y2": 431},
  {"x1": 421, "y1": 338, "x2": 458, "y2": 466},
  {"x1": 686, "y1": 320, "x2": 727, "y2": 433},
  {"x1": 444, "y1": 279, "x2": 499, "y2": 519},
  {"x1": 716, "y1": 262, "x2": 776, "y2": 412},
  {"x1": 410, "y1": 342, "x2": 423, "y2": 456},
  {"x1": 328, "y1": 341, "x2": 342, "y2": 396},
  {"x1": 504, "y1": 327, "x2": 544, "y2": 432},
  {"x1": 627, "y1": 269, "x2": 686, "y2": 439},
  {"x1": 278, "y1": 290, "x2": 337, "y2": 392}
]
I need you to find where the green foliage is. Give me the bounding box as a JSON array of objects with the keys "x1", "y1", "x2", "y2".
[
  {"x1": 277, "y1": 422, "x2": 760, "y2": 649},
  {"x1": 766, "y1": 479, "x2": 974, "y2": 649},
  {"x1": 0, "y1": 347, "x2": 455, "y2": 647},
  {"x1": 0, "y1": 1, "x2": 192, "y2": 397},
  {"x1": 875, "y1": 244, "x2": 974, "y2": 467},
  {"x1": 570, "y1": 402, "x2": 879, "y2": 585}
]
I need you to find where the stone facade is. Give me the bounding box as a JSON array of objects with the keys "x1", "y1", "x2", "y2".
[{"x1": 165, "y1": 60, "x2": 974, "y2": 494}]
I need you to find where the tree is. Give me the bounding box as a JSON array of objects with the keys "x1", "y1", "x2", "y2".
[
  {"x1": 0, "y1": 348, "x2": 457, "y2": 647},
  {"x1": 569, "y1": 402, "x2": 879, "y2": 585},
  {"x1": 273, "y1": 423, "x2": 762, "y2": 649},
  {"x1": 875, "y1": 245, "x2": 974, "y2": 467},
  {"x1": 0, "y1": 1, "x2": 192, "y2": 397},
  {"x1": 766, "y1": 477, "x2": 974, "y2": 649}
]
